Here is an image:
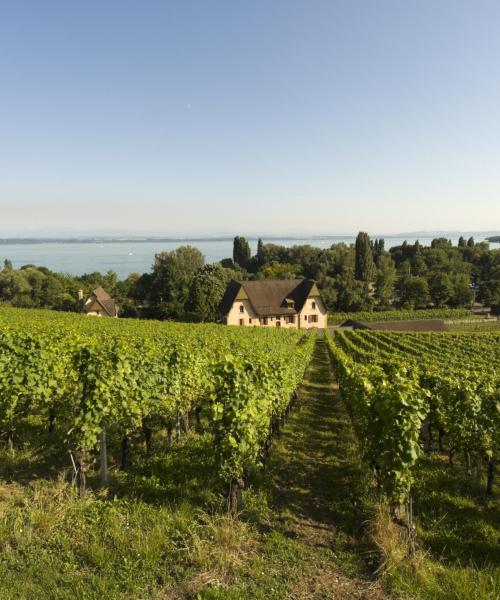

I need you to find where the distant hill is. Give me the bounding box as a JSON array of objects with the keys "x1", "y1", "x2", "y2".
[{"x1": 486, "y1": 236, "x2": 500, "y2": 243}]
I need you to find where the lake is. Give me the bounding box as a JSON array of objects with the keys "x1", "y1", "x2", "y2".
[{"x1": 0, "y1": 234, "x2": 495, "y2": 279}]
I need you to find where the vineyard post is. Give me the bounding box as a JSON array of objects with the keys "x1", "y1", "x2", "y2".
[
  {"x1": 486, "y1": 457, "x2": 495, "y2": 495},
  {"x1": 48, "y1": 410, "x2": 56, "y2": 433},
  {"x1": 176, "y1": 411, "x2": 181, "y2": 443},
  {"x1": 464, "y1": 451, "x2": 472, "y2": 477},
  {"x1": 76, "y1": 447, "x2": 88, "y2": 498},
  {"x1": 194, "y1": 406, "x2": 202, "y2": 432},
  {"x1": 6, "y1": 427, "x2": 14, "y2": 454},
  {"x1": 228, "y1": 477, "x2": 244, "y2": 517},
  {"x1": 100, "y1": 428, "x2": 108, "y2": 486},
  {"x1": 181, "y1": 411, "x2": 189, "y2": 434},
  {"x1": 166, "y1": 421, "x2": 174, "y2": 443},
  {"x1": 426, "y1": 420, "x2": 433, "y2": 452},
  {"x1": 407, "y1": 495, "x2": 416, "y2": 559},
  {"x1": 475, "y1": 455, "x2": 482, "y2": 485},
  {"x1": 120, "y1": 435, "x2": 129, "y2": 470},
  {"x1": 438, "y1": 428, "x2": 445, "y2": 452},
  {"x1": 142, "y1": 420, "x2": 153, "y2": 458}
]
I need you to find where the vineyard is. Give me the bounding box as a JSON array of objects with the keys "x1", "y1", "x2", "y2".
[
  {"x1": 327, "y1": 329, "x2": 499, "y2": 505},
  {"x1": 328, "y1": 307, "x2": 474, "y2": 325},
  {"x1": 0, "y1": 307, "x2": 315, "y2": 511},
  {"x1": 0, "y1": 306, "x2": 498, "y2": 599}
]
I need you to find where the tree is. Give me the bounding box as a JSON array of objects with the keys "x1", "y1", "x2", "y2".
[
  {"x1": 185, "y1": 264, "x2": 229, "y2": 322},
  {"x1": 431, "y1": 238, "x2": 452, "y2": 249},
  {"x1": 354, "y1": 232, "x2": 374, "y2": 282},
  {"x1": 374, "y1": 254, "x2": 396, "y2": 305},
  {"x1": 150, "y1": 246, "x2": 205, "y2": 315},
  {"x1": 458, "y1": 236, "x2": 467, "y2": 248},
  {"x1": 233, "y1": 236, "x2": 251, "y2": 268},
  {"x1": 450, "y1": 274, "x2": 473, "y2": 307},
  {"x1": 3, "y1": 259, "x2": 12, "y2": 270},
  {"x1": 467, "y1": 236, "x2": 475, "y2": 248},
  {"x1": 373, "y1": 238, "x2": 385, "y2": 266},
  {"x1": 256, "y1": 238, "x2": 265, "y2": 267},
  {"x1": 258, "y1": 262, "x2": 302, "y2": 280},
  {"x1": 396, "y1": 276, "x2": 430, "y2": 309},
  {"x1": 334, "y1": 269, "x2": 371, "y2": 311},
  {"x1": 428, "y1": 272, "x2": 453, "y2": 307},
  {"x1": 478, "y1": 279, "x2": 500, "y2": 306},
  {"x1": 0, "y1": 269, "x2": 32, "y2": 305}
]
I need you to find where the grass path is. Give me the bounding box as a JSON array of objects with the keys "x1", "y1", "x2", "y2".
[{"x1": 241, "y1": 337, "x2": 387, "y2": 599}]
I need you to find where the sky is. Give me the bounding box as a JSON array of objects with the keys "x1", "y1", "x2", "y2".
[{"x1": 1, "y1": 0, "x2": 499, "y2": 236}]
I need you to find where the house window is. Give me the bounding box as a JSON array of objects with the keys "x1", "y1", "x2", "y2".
[
  {"x1": 304, "y1": 315, "x2": 307, "y2": 322},
  {"x1": 285, "y1": 316, "x2": 295, "y2": 324},
  {"x1": 239, "y1": 305, "x2": 244, "y2": 313},
  {"x1": 239, "y1": 318, "x2": 244, "y2": 326},
  {"x1": 249, "y1": 318, "x2": 252, "y2": 324},
  {"x1": 263, "y1": 317, "x2": 268, "y2": 325},
  {"x1": 309, "y1": 315, "x2": 318, "y2": 323},
  {"x1": 270, "y1": 317, "x2": 273, "y2": 321},
  {"x1": 276, "y1": 321, "x2": 281, "y2": 327},
  {"x1": 312, "y1": 301, "x2": 316, "y2": 309}
]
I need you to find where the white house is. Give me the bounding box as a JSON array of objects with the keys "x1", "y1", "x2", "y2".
[
  {"x1": 219, "y1": 279, "x2": 327, "y2": 329},
  {"x1": 81, "y1": 287, "x2": 119, "y2": 317}
]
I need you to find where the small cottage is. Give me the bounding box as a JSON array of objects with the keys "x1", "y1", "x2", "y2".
[
  {"x1": 81, "y1": 287, "x2": 119, "y2": 317},
  {"x1": 219, "y1": 279, "x2": 327, "y2": 329}
]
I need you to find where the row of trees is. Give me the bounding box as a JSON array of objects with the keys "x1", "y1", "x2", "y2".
[{"x1": 1, "y1": 233, "x2": 499, "y2": 320}]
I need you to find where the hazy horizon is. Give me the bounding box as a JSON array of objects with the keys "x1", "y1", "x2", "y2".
[
  {"x1": 0, "y1": 228, "x2": 499, "y2": 241},
  {"x1": 2, "y1": 2, "x2": 500, "y2": 234}
]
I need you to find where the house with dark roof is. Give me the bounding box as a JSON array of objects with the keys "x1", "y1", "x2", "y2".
[
  {"x1": 81, "y1": 287, "x2": 119, "y2": 317},
  {"x1": 219, "y1": 279, "x2": 327, "y2": 329}
]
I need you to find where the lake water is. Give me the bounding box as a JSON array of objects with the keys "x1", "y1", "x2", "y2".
[{"x1": 0, "y1": 234, "x2": 495, "y2": 279}]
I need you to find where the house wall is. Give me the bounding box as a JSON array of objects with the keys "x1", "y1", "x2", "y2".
[
  {"x1": 225, "y1": 300, "x2": 298, "y2": 328},
  {"x1": 298, "y1": 297, "x2": 328, "y2": 329},
  {"x1": 224, "y1": 296, "x2": 327, "y2": 329},
  {"x1": 225, "y1": 299, "x2": 261, "y2": 326}
]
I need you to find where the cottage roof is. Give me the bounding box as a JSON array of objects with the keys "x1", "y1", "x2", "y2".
[
  {"x1": 84, "y1": 287, "x2": 118, "y2": 317},
  {"x1": 219, "y1": 279, "x2": 319, "y2": 317}
]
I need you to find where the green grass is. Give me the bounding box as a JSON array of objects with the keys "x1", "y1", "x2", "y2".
[{"x1": 375, "y1": 453, "x2": 500, "y2": 600}]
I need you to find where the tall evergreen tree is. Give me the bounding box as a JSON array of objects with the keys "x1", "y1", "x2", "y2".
[
  {"x1": 373, "y1": 238, "x2": 386, "y2": 266},
  {"x1": 233, "y1": 236, "x2": 251, "y2": 268},
  {"x1": 256, "y1": 238, "x2": 265, "y2": 267},
  {"x1": 458, "y1": 236, "x2": 467, "y2": 248},
  {"x1": 467, "y1": 236, "x2": 475, "y2": 248},
  {"x1": 354, "y1": 231, "x2": 374, "y2": 282}
]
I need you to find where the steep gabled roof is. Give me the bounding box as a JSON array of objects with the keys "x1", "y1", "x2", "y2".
[
  {"x1": 219, "y1": 279, "x2": 320, "y2": 317},
  {"x1": 84, "y1": 287, "x2": 118, "y2": 317}
]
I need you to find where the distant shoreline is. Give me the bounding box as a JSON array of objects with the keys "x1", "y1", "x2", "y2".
[{"x1": 0, "y1": 232, "x2": 498, "y2": 245}]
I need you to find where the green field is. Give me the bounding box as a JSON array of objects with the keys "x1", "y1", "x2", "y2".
[
  {"x1": 0, "y1": 308, "x2": 498, "y2": 599},
  {"x1": 328, "y1": 307, "x2": 475, "y2": 325}
]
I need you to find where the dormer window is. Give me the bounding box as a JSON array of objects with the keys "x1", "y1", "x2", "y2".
[
  {"x1": 239, "y1": 305, "x2": 244, "y2": 313},
  {"x1": 285, "y1": 298, "x2": 295, "y2": 309}
]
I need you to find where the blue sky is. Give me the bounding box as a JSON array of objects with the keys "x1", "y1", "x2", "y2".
[{"x1": 1, "y1": 1, "x2": 499, "y2": 236}]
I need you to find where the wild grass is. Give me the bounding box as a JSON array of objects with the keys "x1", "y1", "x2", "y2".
[
  {"x1": 446, "y1": 318, "x2": 500, "y2": 332},
  {"x1": 373, "y1": 454, "x2": 500, "y2": 600}
]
